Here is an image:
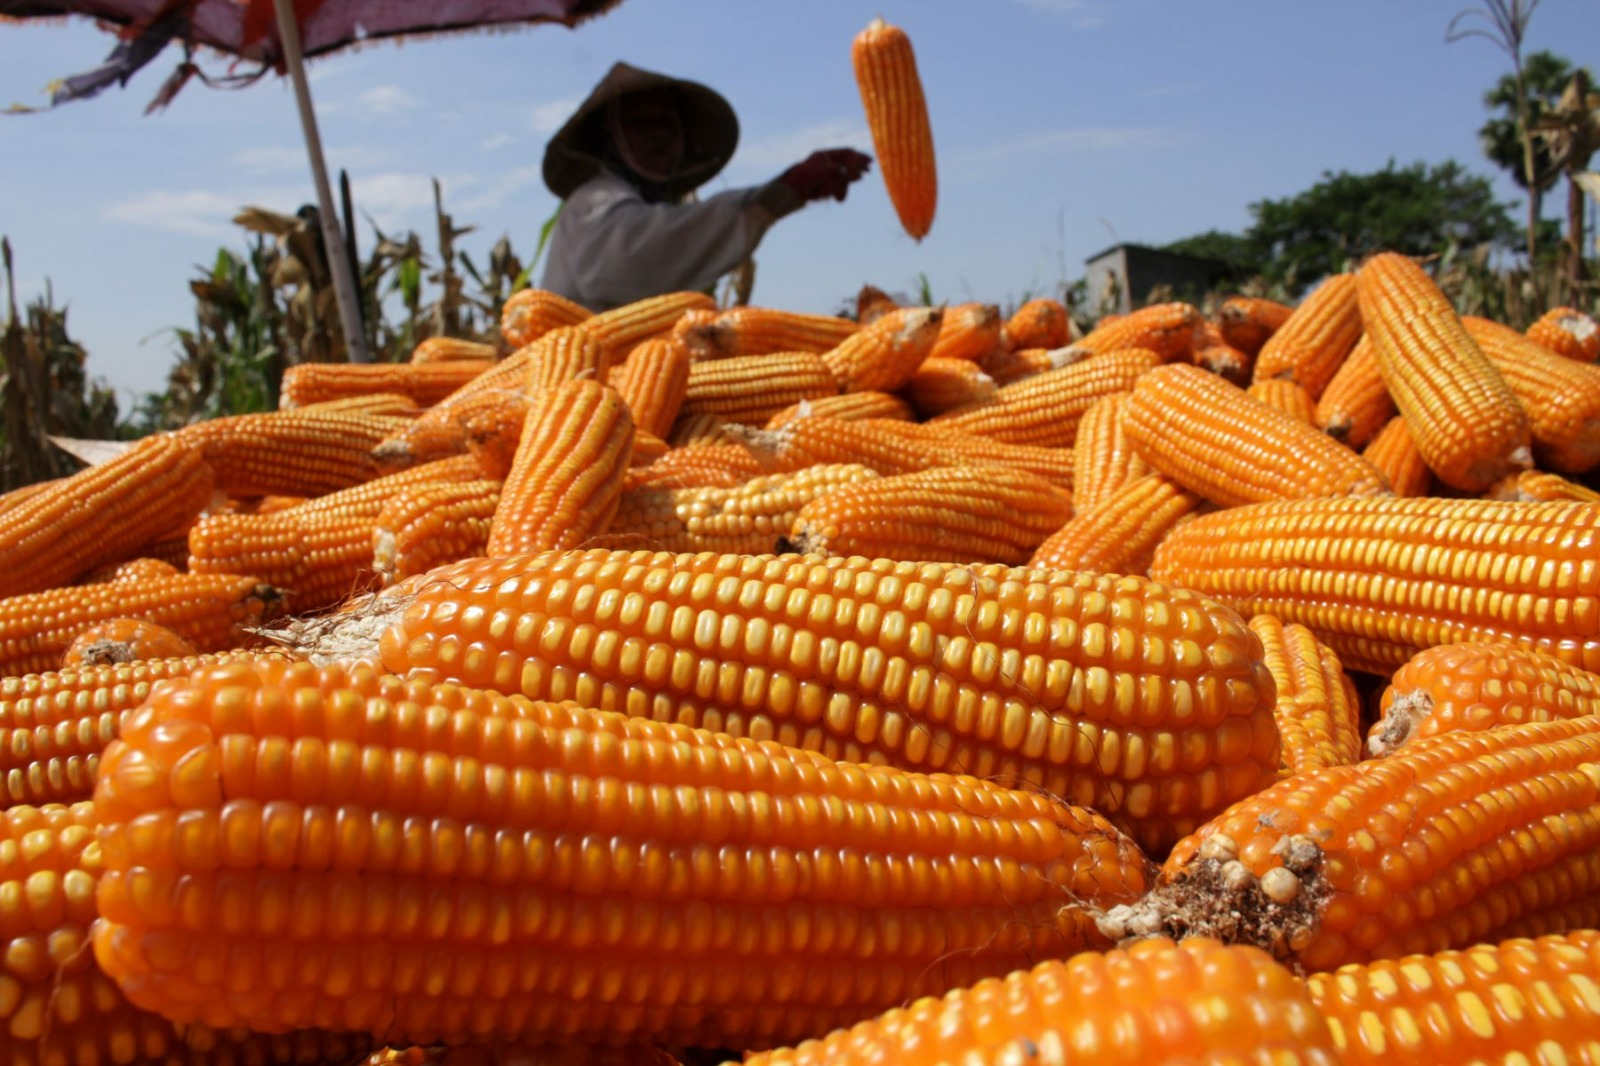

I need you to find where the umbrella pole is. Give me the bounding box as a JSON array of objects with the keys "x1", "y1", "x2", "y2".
[{"x1": 272, "y1": 0, "x2": 370, "y2": 363}]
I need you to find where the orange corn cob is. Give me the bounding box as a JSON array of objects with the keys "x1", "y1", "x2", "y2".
[
  {"x1": 372, "y1": 479, "x2": 500, "y2": 584},
  {"x1": 0, "y1": 434, "x2": 212, "y2": 598},
  {"x1": 278, "y1": 360, "x2": 486, "y2": 409},
  {"x1": 1491, "y1": 898, "x2": 1600, "y2": 942},
  {"x1": 3, "y1": 801, "x2": 373, "y2": 1066},
  {"x1": 1000, "y1": 297, "x2": 1070, "y2": 352},
  {"x1": 579, "y1": 291, "x2": 716, "y2": 361},
  {"x1": 523, "y1": 323, "x2": 611, "y2": 391},
  {"x1": 233, "y1": 493, "x2": 309, "y2": 515},
  {"x1": 606, "y1": 337, "x2": 692, "y2": 437},
  {"x1": 682, "y1": 351, "x2": 841, "y2": 425},
  {"x1": 1, "y1": 655, "x2": 236, "y2": 807},
  {"x1": 1486, "y1": 468, "x2": 1600, "y2": 502},
  {"x1": 702, "y1": 307, "x2": 858, "y2": 357},
  {"x1": 458, "y1": 392, "x2": 532, "y2": 480},
  {"x1": 764, "y1": 390, "x2": 913, "y2": 429},
  {"x1": 666, "y1": 306, "x2": 722, "y2": 359},
  {"x1": 0, "y1": 571, "x2": 281, "y2": 680},
  {"x1": 927, "y1": 301, "x2": 1002, "y2": 362},
  {"x1": 1307, "y1": 933, "x2": 1600, "y2": 1065},
  {"x1": 1103, "y1": 715, "x2": 1600, "y2": 971},
  {"x1": 172, "y1": 409, "x2": 405, "y2": 496},
  {"x1": 930, "y1": 347, "x2": 1159, "y2": 447},
  {"x1": 787, "y1": 465, "x2": 1073, "y2": 565},
  {"x1": 852, "y1": 17, "x2": 936, "y2": 240},
  {"x1": 486, "y1": 380, "x2": 634, "y2": 555},
  {"x1": 1313, "y1": 334, "x2": 1393, "y2": 448},
  {"x1": 900, "y1": 355, "x2": 995, "y2": 417},
  {"x1": 1149, "y1": 495, "x2": 1600, "y2": 675},
  {"x1": 87, "y1": 557, "x2": 182, "y2": 586},
  {"x1": 1247, "y1": 378, "x2": 1318, "y2": 423},
  {"x1": 1360, "y1": 416, "x2": 1435, "y2": 497},
  {"x1": 60, "y1": 618, "x2": 198, "y2": 669},
  {"x1": 0, "y1": 477, "x2": 58, "y2": 517},
  {"x1": 499, "y1": 287, "x2": 592, "y2": 350},
  {"x1": 1189, "y1": 318, "x2": 1253, "y2": 386},
  {"x1": 1071, "y1": 392, "x2": 1151, "y2": 509},
  {"x1": 1369, "y1": 641, "x2": 1600, "y2": 756},
  {"x1": 1218, "y1": 295, "x2": 1295, "y2": 357},
  {"x1": 1356, "y1": 252, "x2": 1531, "y2": 491},
  {"x1": 289, "y1": 391, "x2": 425, "y2": 418},
  {"x1": 407, "y1": 336, "x2": 497, "y2": 364},
  {"x1": 1247, "y1": 614, "x2": 1362, "y2": 775},
  {"x1": 751, "y1": 416, "x2": 1074, "y2": 489},
  {"x1": 365, "y1": 1044, "x2": 683, "y2": 1066},
  {"x1": 602, "y1": 464, "x2": 877, "y2": 554},
  {"x1": 292, "y1": 455, "x2": 484, "y2": 520},
  {"x1": 1251, "y1": 273, "x2": 1362, "y2": 398},
  {"x1": 365, "y1": 549, "x2": 1280, "y2": 853},
  {"x1": 624, "y1": 442, "x2": 767, "y2": 491},
  {"x1": 976, "y1": 344, "x2": 1076, "y2": 385},
  {"x1": 1066, "y1": 302, "x2": 1201, "y2": 361},
  {"x1": 820, "y1": 306, "x2": 942, "y2": 393},
  {"x1": 1028, "y1": 473, "x2": 1198, "y2": 577},
  {"x1": 1526, "y1": 305, "x2": 1600, "y2": 362},
  {"x1": 665, "y1": 411, "x2": 735, "y2": 448},
  {"x1": 1124, "y1": 363, "x2": 1391, "y2": 507},
  {"x1": 1463, "y1": 314, "x2": 1600, "y2": 473},
  {"x1": 630, "y1": 429, "x2": 670, "y2": 467},
  {"x1": 91, "y1": 658, "x2": 1151, "y2": 1048},
  {"x1": 743, "y1": 938, "x2": 1338, "y2": 1066}
]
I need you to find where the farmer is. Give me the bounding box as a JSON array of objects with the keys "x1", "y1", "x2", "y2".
[{"x1": 539, "y1": 61, "x2": 872, "y2": 312}]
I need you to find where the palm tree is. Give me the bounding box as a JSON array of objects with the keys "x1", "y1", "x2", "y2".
[
  {"x1": 1533, "y1": 69, "x2": 1600, "y2": 288},
  {"x1": 1478, "y1": 50, "x2": 1573, "y2": 258}
]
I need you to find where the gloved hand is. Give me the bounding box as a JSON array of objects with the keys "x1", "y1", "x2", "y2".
[{"x1": 779, "y1": 148, "x2": 873, "y2": 203}]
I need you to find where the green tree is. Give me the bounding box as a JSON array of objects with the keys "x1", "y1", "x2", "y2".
[
  {"x1": 1478, "y1": 50, "x2": 1585, "y2": 259},
  {"x1": 1161, "y1": 230, "x2": 1264, "y2": 276},
  {"x1": 1243, "y1": 160, "x2": 1516, "y2": 294}
]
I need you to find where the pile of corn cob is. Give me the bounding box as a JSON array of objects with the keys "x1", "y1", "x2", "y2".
[{"x1": 6, "y1": 252, "x2": 1600, "y2": 1064}]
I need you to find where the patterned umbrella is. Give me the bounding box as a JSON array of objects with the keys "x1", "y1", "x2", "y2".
[{"x1": 1, "y1": 0, "x2": 624, "y2": 359}]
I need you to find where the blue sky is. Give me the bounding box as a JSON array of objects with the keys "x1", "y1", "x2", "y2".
[{"x1": 1, "y1": 0, "x2": 1596, "y2": 404}]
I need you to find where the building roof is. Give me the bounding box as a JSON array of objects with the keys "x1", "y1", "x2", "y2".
[{"x1": 1083, "y1": 241, "x2": 1235, "y2": 271}]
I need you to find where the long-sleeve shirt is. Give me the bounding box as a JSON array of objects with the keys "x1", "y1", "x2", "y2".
[{"x1": 540, "y1": 170, "x2": 802, "y2": 312}]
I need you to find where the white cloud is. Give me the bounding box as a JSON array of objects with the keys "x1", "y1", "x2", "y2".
[
  {"x1": 481, "y1": 132, "x2": 519, "y2": 150},
  {"x1": 531, "y1": 98, "x2": 577, "y2": 133},
  {"x1": 729, "y1": 119, "x2": 873, "y2": 175},
  {"x1": 102, "y1": 188, "x2": 304, "y2": 238},
  {"x1": 357, "y1": 85, "x2": 418, "y2": 115},
  {"x1": 349, "y1": 171, "x2": 451, "y2": 228},
  {"x1": 232, "y1": 146, "x2": 307, "y2": 173},
  {"x1": 455, "y1": 165, "x2": 548, "y2": 214}
]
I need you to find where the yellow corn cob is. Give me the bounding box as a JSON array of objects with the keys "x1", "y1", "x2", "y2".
[
  {"x1": 602, "y1": 464, "x2": 878, "y2": 554},
  {"x1": 1463, "y1": 314, "x2": 1600, "y2": 473},
  {"x1": 1071, "y1": 393, "x2": 1152, "y2": 509},
  {"x1": 0, "y1": 573, "x2": 282, "y2": 678},
  {"x1": 523, "y1": 323, "x2": 612, "y2": 391},
  {"x1": 1526, "y1": 305, "x2": 1600, "y2": 362},
  {"x1": 1188, "y1": 318, "x2": 1253, "y2": 386},
  {"x1": 900, "y1": 355, "x2": 996, "y2": 417},
  {"x1": 91, "y1": 658, "x2": 1151, "y2": 1048},
  {"x1": 1000, "y1": 297, "x2": 1070, "y2": 352},
  {"x1": 764, "y1": 391, "x2": 914, "y2": 429},
  {"x1": 1102, "y1": 715, "x2": 1600, "y2": 972},
  {"x1": 364, "y1": 549, "x2": 1281, "y2": 853},
  {"x1": 820, "y1": 306, "x2": 942, "y2": 393},
  {"x1": 1251, "y1": 273, "x2": 1362, "y2": 398},
  {"x1": 172, "y1": 409, "x2": 406, "y2": 496},
  {"x1": 372, "y1": 479, "x2": 501, "y2": 585},
  {"x1": 3, "y1": 801, "x2": 373, "y2": 1066},
  {"x1": 1356, "y1": 252, "x2": 1531, "y2": 490},
  {"x1": 1313, "y1": 334, "x2": 1393, "y2": 448},
  {"x1": 487, "y1": 380, "x2": 634, "y2": 556},
  {"x1": 1247, "y1": 614, "x2": 1362, "y2": 775},
  {"x1": 1124, "y1": 363, "x2": 1391, "y2": 507},
  {"x1": 1065, "y1": 302, "x2": 1201, "y2": 361},
  {"x1": 407, "y1": 336, "x2": 497, "y2": 364},
  {"x1": 742, "y1": 937, "x2": 1338, "y2": 1066},
  {"x1": 1369, "y1": 641, "x2": 1600, "y2": 756},
  {"x1": 1246, "y1": 378, "x2": 1318, "y2": 423},
  {"x1": 1149, "y1": 495, "x2": 1600, "y2": 674},
  {"x1": 1307, "y1": 933, "x2": 1600, "y2": 1066},
  {"x1": 787, "y1": 465, "x2": 1073, "y2": 565},
  {"x1": 927, "y1": 301, "x2": 1002, "y2": 362},
  {"x1": 60, "y1": 618, "x2": 198, "y2": 669},
  {"x1": 279, "y1": 360, "x2": 486, "y2": 409},
  {"x1": 579, "y1": 291, "x2": 716, "y2": 361},
  {"x1": 852, "y1": 17, "x2": 937, "y2": 240},
  {"x1": 976, "y1": 344, "x2": 1077, "y2": 385},
  {"x1": 606, "y1": 337, "x2": 692, "y2": 437},
  {"x1": 1028, "y1": 473, "x2": 1198, "y2": 577},
  {"x1": 1486, "y1": 468, "x2": 1600, "y2": 502},
  {"x1": 1, "y1": 655, "x2": 236, "y2": 807},
  {"x1": 700, "y1": 307, "x2": 859, "y2": 357},
  {"x1": 624, "y1": 442, "x2": 768, "y2": 491},
  {"x1": 929, "y1": 347, "x2": 1159, "y2": 447},
  {"x1": 1218, "y1": 295, "x2": 1294, "y2": 357},
  {"x1": 0, "y1": 434, "x2": 212, "y2": 598},
  {"x1": 682, "y1": 351, "x2": 841, "y2": 425},
  {"x1": 499, "y1": 287, "x2": 592, "y2": 350},
  {"x1": 1360, "y1": 416, "x2": 1435, "y2": 497}
]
